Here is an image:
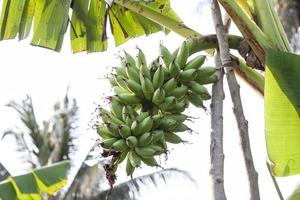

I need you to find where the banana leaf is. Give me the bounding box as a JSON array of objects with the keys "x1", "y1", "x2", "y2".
[
  {"x1": 265, "y1": 49, "x2": 300, "y2": 176},
  {"x1": 0, "y1": 0, "x2": 181, "y2": 52},
  {"x1": 0, "y1": 161, "x2": 70, "y2": 200}
]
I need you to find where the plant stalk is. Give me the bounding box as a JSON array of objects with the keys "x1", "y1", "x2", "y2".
[
  {"x1": 211, "y1": 0, "x2": 261, "y2": 199},
  {"x1": 210, "y1": 50, "x2": 226, "y2": 200}
]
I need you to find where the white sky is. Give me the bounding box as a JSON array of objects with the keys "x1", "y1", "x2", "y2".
[{"x1": 0, "y1": 0, "x2": 300, "y2": 199}]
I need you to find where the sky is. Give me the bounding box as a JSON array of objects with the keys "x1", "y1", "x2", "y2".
[{"x1": 0, "y1": 0, "x2": 300, "y2": 199}]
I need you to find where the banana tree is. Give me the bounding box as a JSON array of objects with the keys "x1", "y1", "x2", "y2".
[
  {"x1": 0, "y1": 161, "x2": 69, "y2": 200},
  {"x1": 1, "y1": 0, "x2": 300, "y2": 199}
]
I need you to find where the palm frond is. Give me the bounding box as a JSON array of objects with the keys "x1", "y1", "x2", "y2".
[{"x1": 97, "y1": 168, "x2": 197, "y2": 200}]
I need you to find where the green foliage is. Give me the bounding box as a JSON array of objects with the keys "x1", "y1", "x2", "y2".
[{"x1": 0, "y1": 161, "x2": 70, "y2": 200}]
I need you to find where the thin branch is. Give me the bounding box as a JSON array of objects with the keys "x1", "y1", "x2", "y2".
[
  {"x1": 211, "y1": 0, "x2": 260, "y2": 200},
  {"x1": 210, "y1": 51, "x2": 226, "y2": 200}
]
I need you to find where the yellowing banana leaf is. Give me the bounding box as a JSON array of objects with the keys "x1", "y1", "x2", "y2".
[
  {"x1": 0, "y1": 0, "x2": 182, "y2": 52},
  {"x1": 0, "y1": 161, "x2": 70, "y2": 200},
  {"x1": 265, "y1": 49, "x2": 300, "y2": 176}
]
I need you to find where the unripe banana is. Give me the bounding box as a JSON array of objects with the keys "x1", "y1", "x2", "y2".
[
  {"x1": 140, "y1": 74, "x2": 154, "y2": 100},
  {"x1": 125, "y1": 105, "x2": 138, "y2": 118},
  {"x1": 165, "y1": 132, "x2": 183, "y2": 144},
  {"x1": 161, "y1": 96, "x2": 176, "y2": 110},
  {"x1": 159, "y1": 43, "x2": 172, "y2": 67},
  {"x1": 140, "y1": 64, "x2": 151, "y2": 80},
  {"x1": 169, "y1": 60, "x2": 181, "y2": 77},
  {"x1": 178, "y1": 69, "x2": 197, "y2": 82},
  {"x1": 106, "y1": 123, "x2": 121, "y2": 137},
  {"x1": 184, "y1": 55, "x2": 206, "y2": 70},
  {"x1": 165, "y1": 114, "x2": 188, "y2": 123},
  {"x1": 170, "y1": 85, "x2": 188, "y2": 99},
  {"x1": 141, "y1": 156, "x2": 159, "y2": 167},
  {"x1": 149, "y1": 144, "x2": 166, "y2": 155},
  {"x1": 116, "y1": 67, "x2": 128, "y2": 78},
  {"x1": 109, "y1": 76, "x2": 118, "y2": 86},
  {"x1": 131, "y1": 120, "x2": 141, "y2": 136},
  {"x1": 119, "y1": 124, "x2": 131, "y2": 138},
  {"x1": 101, "y1": 138, "x2": 118, "y2": 149},
  {"x1": 101, "y1": 112, "x2": 124, "y2": 125},
  {"x1": 117, "y1": 94, "x2": 141, "y2": 105},
  {"x1": 125, "y1": 79, "x2": 144, "y2": 98},
  {"x1": 126, "y1": 157, "x2": 135, "y2": 176},
  {"x1": 152, "y1": 88, "x2": 165, "y2": 105},
  {"x1": 188, "y1": 81, "x2": 208, "y2": 95},
  {"x1": 129, "y1": 151, "x2": 141, "y2": 167},
  {"x1": 136, "y1": 112, "x2": 149, "y2": 122},
  {"x1": 112, "y1": 139, "x2": 128, "y2": 151},
  {"x1": 113, "y1": 86, "x2": 129, "y2": 96},
  {"x1": 135, "y1": 146, "x2": 156, "y2": 157},
  {"x1": 200, "y1": 93, "x2": 211, "y2": 100},
  {"x1": 162, "y1": 66, "x2": 171, "y2": 80},
  {"x1": 97, "y1": 125, "x2": 114, "y2": 139},
  {"x1": 151, "y1": 130, "x2": 165, "y2": 143},
  {"x1": 152, "y1": 114, "x2": 163, "y2": 129},
  {"x1": 111, "y1": 98, "x2": 124, "y2": 120},
  {"x1": 195, "y1": 67, "x2": 216, "y2": 81},
  {"x1": 140, "y1": 116, "x2": 153, "y2": 133},
  {"x1": 163, "y1": 78, "x2": 177, "y2": 95},
  {"x1": 172, "y1": 123, "x2": 190, "y2": 132},
  {"x1": 124, "y1": 52, "x2": 137, "y2": 69},
  {"x1": 175, "y1": 41, "x2": 189, "y2": 68},
  {"x1": 126, "y1": 136, "x2": 138, "y2": 148},
  {"x1": 170, "y1": 100, "x2": 188, "y2": 113},
  {"x1": 187, "y1": 92, "x2": 204, "y2": 107},
  {"x1": 136, "y1": 48, "x2": 147, "y2": 68},
  {"x1": 126, "y1": 65, "x2": 140, "y2": 84},
  {"x1": 138, "y1": 132, "x2": 153, "y2": 146},
  {"x1": 159, "y1": 118, "x2": 178, "y2": 130},
  {"x1": 152, "y1": 66, "x2": 165, "y2": 89},
  {"x1": 114, "y1": 75, "x2": 128, "y2": 89},
  {"x1": 197, "y1": 74, "x2": 218, "y2": 85}
]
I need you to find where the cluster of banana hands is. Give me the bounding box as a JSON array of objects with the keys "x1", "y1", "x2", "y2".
[{"x1": 97, "y1": 41, "x2": 217, "y2": 176}]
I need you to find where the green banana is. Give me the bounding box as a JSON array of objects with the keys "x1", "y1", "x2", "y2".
[
  {"x1": 136, "y1": 112, "x2": 150, "y2": 122},
  {"x1": 135, "y1": 147, "x2": 156, "y2": 157},
  {"x1": 159, "y1": 118, "x2": 178, "y2": 130},
  {"x1": 152, "y1": 88, "x2": 165, "y2": 105},
  {"x1": 184, "y1": 55, "x2": 206, "y2": 70},
  {"x1": 140, "y1": 116, "x2": 153, "y2": 133},
  {"x1": 175, "y1": 41, "x2": 189, "y2": 68},
  {"x1": 152, "y1": 114, "x2": 163, "y2": 129},
  {"x1": 195, "y1": 67, "x2": 216, "y2": 81},
  {"x1": 109, "y1": 76, "x2": 118, "y2": 87},
  {"x1": 170, "y1": 85, "x2": 188, "y2": 98},
  {"x1": 126, "y1": 157, "x2": 135, "y2": 176},
  {"x1": 140, "y1": 74, "x2": 154, "y2": 100},
  {"x1": 117, "y1": 94, "x2": 141, "y2": 105},
  {"x1": 111, "y1": 98, "x2": 124, "y2": 120},
  {"x1": 165, "y1": 114, "x2": 188, "y2": 123},
  {"x1": 163, "y1": 78, "x2": 177, "y2": 96},
  {"x1": 170, "y1": 100, "x2": 188, "y2": 113},
  {"x1": 114, "y1": 75, "x2": 128, "y2": 89},
  {"x1": 129, "y1": 151, "x2": 141, "y2": 167},
  {"x1": 151, "y1": 130, "x2": 165, "y2": 143},
  {"x1": 136, "y1": 47, "x2": 147, "y2": 68},
  {"x1": 126, "y1": 65, "x2": 140, "y2": 84},
  {"x1": 159, "y1": 43, "x2": 172, "y2": 67},
  {"x1": 131, "y1": 120, "x2": 141, "y2": 136},
  {"x1": 188, "y1": 81, "x2": 209, "y2": 95},
  {"x1": 106, "y1": 123, "x2": 121, "y2": 137},
  {"x1": 165, "y1": 132, "x2": 183, "y2": 144},
  {"x1": 140, "y1": 64, "x2": 151, "y2": 80},
  {"x1": 187, "y1": 92, "x2": 204, "y2": 107},
  {"x1": 197, "y1": 74, "x2": 218, "y2": 85},
  {"x1": 125, "y1": 79, "x2": 144, "y2": 98},
  {"x1": 113, "y1": 139, "x2": 128, "y2": 151},
  {"x1": 178, "y1": 69, "x2": 197, "y2": 82},
  {"x1": 141, "y1": 156, "x2": 159, "y2": 166},
  {"x1": 169, "y1": 60, "x2": 181, "y2": 77},
  {"x1": 126, "y1": 136, "x2": 138, "y2": 148},
  {"x1": 97, "y1": 125, "x2": 114, "y2": 140},
  {"x1": 119, "y1": 124, "x2": 131, "y2": 138},
  {"x1": 101, "y1": 138, "x2": 119, "y2": 149},
  {"x1": 161, "y1": 96, "x2": 177, "y2": 110},
  {"x1": 172, "y1": 123, "x2": 190, "y2": 132},
  {"x1": 149, "y1": 144, "x2": 166, "y2": 154},
  {"x1": 124, "y1": 52, "x2": 137, "y2": 69},
  {"x1": 152, "y1": 66, "x2": 165, "y2": 89},
  {"x1": 138, "y1": 132, "x2": 153, "y2": 146},
  {"x1": 116, "y1": 67, "x2": 128, "y2": 78}
]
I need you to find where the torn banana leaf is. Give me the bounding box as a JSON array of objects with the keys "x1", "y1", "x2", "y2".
[
  {"x1": 265, "y1": 49, "x2": 300, "y2": 176},
  {"x1": 0, "y1": 161, "x2": 70, "y2": 200},
  {"x1": 0, "y1": 0, "x2": 182, "y2": 52}
]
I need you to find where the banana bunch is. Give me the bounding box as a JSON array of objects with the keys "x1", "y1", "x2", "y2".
[{"x1": 98, "y1": 42, "x2": 217, "y2": 176}]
